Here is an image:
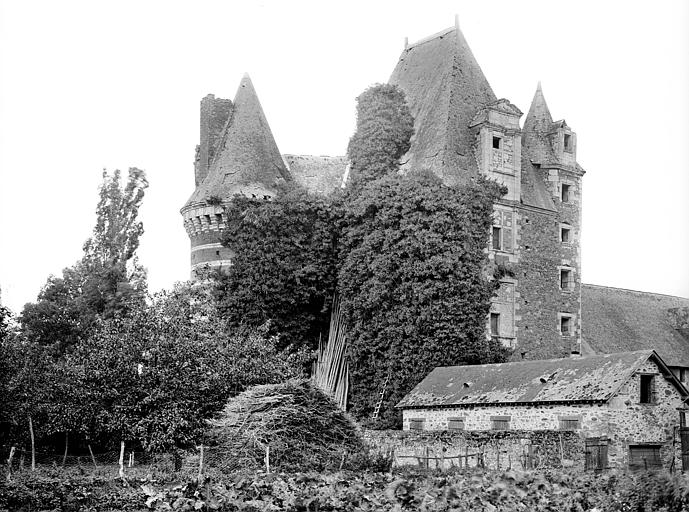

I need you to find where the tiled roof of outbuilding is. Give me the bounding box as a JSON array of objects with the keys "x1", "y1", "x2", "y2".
[
  {"x1": 581, "y1": 284, "x2": 689, "y2": 367},
  {"x1": 397, "y1": 351, "x2": 684, "y2": 408},
  {"x1": 283, "y1": 155, "x2": 347, "y2": 196},
  {"x1": 389, "y1": 26, "x2": 496, "y2": 185},
  {"x1": 186, "y1": 74, "x2": 290, "y2": 207}
]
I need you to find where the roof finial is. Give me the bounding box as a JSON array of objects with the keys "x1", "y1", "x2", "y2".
[
  {"x1": 455, "y1": 14, "x2": 459, "y2": 31},
  {"x1": 537, "y1": 80, "x2": 542, "y2": 92},
  {"x1": 404, "y1": 36, "x2": 408, "y2": 49}
]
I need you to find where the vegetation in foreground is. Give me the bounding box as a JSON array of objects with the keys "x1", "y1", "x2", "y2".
[{"x1": 2, "y1": 468, "x2": 689, "y2": 512}]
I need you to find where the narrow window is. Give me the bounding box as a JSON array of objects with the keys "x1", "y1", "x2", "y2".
[
  {"x1": 448, "y1": 417, "x2": 465, "y2": 431},
  {"x1": 560, "y1": 269, "x2": 573, "y2": 291},
  {"x1": 585, "y1": 438, "x2": 609, "y2": 471},
  {"x1": 409, "y1": 418, "x2": 425, "y2": 431},
  {"x1": 560, "y1": 316, "x2": 572, "y2": 336},
  {"x1": 564, "y1": 133, "x2": 573, "y2": 152},
  {"x1": 629, "y1": 445, "x2": 662, "y2": 470},
  {"x1": 640, "y1": 375, "x2": 655, "y2": 404},
  {"x1": 490, "y1": 313, "x2": 500, "y2": 337},
  {"x1": 491, "y1": 416, "x2": 511, "y2": 430},
  {"x1": 561, "y1": 226, "x2": 571, "y2": 243},
  {"x1": 492, "y1": 136, "x2": 502, "y2": 149},
  {"x1": 561, "y1": 184, "x2": 571, "y2": 203},
  {"x1": 492, "y1": 226, "x2": 502, "y2": 251},
  {"x1": 559, "y1": 417, "x2": 581, "y2": 430}
]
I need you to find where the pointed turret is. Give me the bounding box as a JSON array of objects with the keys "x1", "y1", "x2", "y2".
[
  {"x1": 186, "y1": 74, "x2": 289, "y2": 207},
  {"x1": 182, "y1": 74, "x2": 290, "y2": 278},
  {"x1": 389, "y1": 23, "x2": 496, "y2": 184},
  {"x1": 522, "y1": 82, "x2": 559, "y2": 167}
]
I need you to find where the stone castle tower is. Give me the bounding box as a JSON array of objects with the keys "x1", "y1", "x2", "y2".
[{"x1": 182, "y1": 21, "x2": 584, "y2": 361}]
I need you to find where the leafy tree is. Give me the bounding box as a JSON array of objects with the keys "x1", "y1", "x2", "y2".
[
  {"x1": 338, "y1": 170, "x2": 508, "y2": 427},
  {"x1": 346, "y1": 83, "x2": 414, "y2": 186},
  {"x1": 20, "y1": 168, "x2": 148, "y2": 356},
  {"x1": 215, "y1": 183, "x2": 340, "y2": 350},
  {"x1": 69, "y1": 282, "x2": 304, "y2": 452}
]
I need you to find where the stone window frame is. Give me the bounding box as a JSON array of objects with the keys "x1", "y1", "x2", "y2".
[
  {"x1": 558, "y1": 266, "x2": 575, "y2": 292},
  {"x1": 491, "y1": 208, "x2": 515, "y2": 254},
  {"x1": 490, "y1": 415, "x2": 511, "y2": 431},
  {"x1": 560, "y1": 182, "x2": 573, "y2": 203},
  {"x1": 559, "y1": 223, "x2": 572, "y2": 244},
  {"x1": 558, "y1": 312, "x2": 575, "y2": 337},
  {"x1": 447, "y1": 417, "x2": 465, "y2": 431},
  {"x1": 409, "y1": 418, "x2": 425, "y2": 431},
  {"x1": 558, "y1": 415, "x2": 581, "y2": 431},
  {"x1": 638, "y1": 373, "x2": 657, "y2": 405},
  {"x1": 563, "y1": 132, "x2": 574, "y2": 153}
]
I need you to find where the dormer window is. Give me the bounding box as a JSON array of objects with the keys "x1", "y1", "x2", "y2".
[
  {"x1": 492, "y1": 135, "x2": 502, "y2": 149},
  {"x1": 564, "y1": 133, "x2": 573, "y2": 152}
]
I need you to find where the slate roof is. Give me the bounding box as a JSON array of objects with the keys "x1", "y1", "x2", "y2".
[
  {"x1": 581, "y1": 284, "x2": 689, "y2": 367},
  {"x1": 522, "y1": 82, "x2": 559, "y2": 168},
  {"x1": 283, "y1": 155, "x2": 348, "y2": 196},
  {"x1": 389, "y1": 26, "x2": 496, "y2": 185},
  {"x1": 396, "y1": 351, "x2": 686, "y2": 408},
  {"x1": 185, "y1": 74, "x2": 290, "y2": 207}
]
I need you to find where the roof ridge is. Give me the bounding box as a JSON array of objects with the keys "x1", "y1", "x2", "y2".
[
  {"x1": 405, "y1": 27, "x2": 455, "y2": 49},
  {"x1": 434, "y1": 350, "x2": 654, "y2": 371},
  {"x1": 582, "y1": 283, "x2": 689, "y2": 300}
]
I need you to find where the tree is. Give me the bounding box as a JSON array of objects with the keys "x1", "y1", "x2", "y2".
[
  {"x1": 20, "y1": 168, "x2": 148, "y2": 356},
  {"x1": 338, "y1": 170, "x2": 508, "y2": 427},
  {"x1": 215, "y1": 183, "x2": 340, "y2": 351},
  {"x1": 346, "y1": 83, "x2": 414, "y2": 186},
  {"x1": 69, "y1": 282, "x2": 304, "y2": 452}
]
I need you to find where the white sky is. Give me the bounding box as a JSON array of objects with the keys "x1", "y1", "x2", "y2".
[{"x1": 1, "y1": 0, "x2": 688, "y2": 314}]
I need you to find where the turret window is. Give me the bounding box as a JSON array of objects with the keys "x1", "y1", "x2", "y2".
[
  {"x1": 492, "y1": 135, "x2": 502, "y2": 149},
  {"x1": 561, "y1": 184, "x2": 571, "y2": 203},
  {"x1": 564, "y1": 133, "x2": 573, "y2": 152},
  {"x1": 560, "y1": 268, "x2": 574, "y2": 291},
  {"x1": 559, "y1": 314, "x2": 573, "y2": 336},
  {"x1": 560, "y1": 226, "x2": 571, "y2": 243}
]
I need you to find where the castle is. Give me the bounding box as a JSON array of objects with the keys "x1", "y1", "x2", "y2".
[{"x1": 181, "y1": 21, "x2": 689, "y2": 370}]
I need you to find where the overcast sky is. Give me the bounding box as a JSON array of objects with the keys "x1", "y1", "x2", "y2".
[{"x1": 1, "y1": 0, "x2": 688, "y2": 313}]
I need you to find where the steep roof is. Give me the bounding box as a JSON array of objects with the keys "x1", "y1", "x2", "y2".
[
  {"x1": 581, "y1": 284, "x2": 689, "y2": 367},
  {"x1": 520, "y1": 155, "x2": 556, "y2": 211},
  {"x1": 397, "y1": 351, "x2": 686, "y2": 408},
  {"x1": 389, "y1": 26, "x2": 496, "y2": 184},
  {"x1": 186, "y1": 74, "x2": 290, "y2": 206},
  {"x1": 521, "y1": 82, "x2": 559, "y2": 167},
  {"x1": 283, "y1": 155, "x2": 347, "y2": 196}
]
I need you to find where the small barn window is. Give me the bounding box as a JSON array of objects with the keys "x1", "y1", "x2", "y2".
[
  {"x1": 559, "y1": 416, "x2": 581, "y2": 430},
  {"x1": 409, "y1": 418, "x2": 425, "y2": 431},
  {"x1": 640, "y1": 374, "x2": 656, "y2": 404},
  {"x1": 585, "y1": 438, "x2": 608, "y2": 471},
  {"x1": 629, "y1": 445, "x2": 662, "y2": 470},
  {"x1": 448, "y1": 417, "x2": 465, "y2": 431},
  {"x1": 491, "y1": 416, "x2": 511, "y2": 430}
]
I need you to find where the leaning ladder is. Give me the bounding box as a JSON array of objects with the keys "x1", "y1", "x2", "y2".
[{"x1": 372, "y1": 371, "x2": 391, "y2": 420}]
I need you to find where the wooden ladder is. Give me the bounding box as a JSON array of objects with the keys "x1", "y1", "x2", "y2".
[{"x1": 372, "y1": 371, "x2": 391, "y2": 420}]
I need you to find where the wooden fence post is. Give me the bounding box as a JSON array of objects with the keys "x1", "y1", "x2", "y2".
[
  {"x1": 198, "y1": 445, "x2": 204, "y2": 481},
  {"x1": 88, "y1": 445, "x2": 98, "y2": 470},
  {"x1": 119, "y1": 441, "x2": 125, "y2": 478},
  {"x1": 6, "y1": 446, "x2": 16, "y2": 480},
  {"x1": 28, "y1": 416, "x2": 36, "y2": 471}
]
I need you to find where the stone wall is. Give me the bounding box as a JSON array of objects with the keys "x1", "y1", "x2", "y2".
[
  {"x1": 397, "y1": 358, "x2": 686, "y2": 470},
  {"x1": 364, "y1": 429, "x2": 584, "y2": 471}
]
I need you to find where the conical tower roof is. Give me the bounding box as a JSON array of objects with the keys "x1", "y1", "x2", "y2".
[
  {"x1": 522, "y1": 82, "x2": 558, "y2": 166},
  {"x1": 389, "y1": 24, "x2": 496, "y2": 184},
  {"x1": 186, "y1": 74, "x2": 289, "y2": 206}
]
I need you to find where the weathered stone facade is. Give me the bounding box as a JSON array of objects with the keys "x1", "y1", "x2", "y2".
[{"x1": 399, "y1": 353, "x2": 687, "y2": 470}]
